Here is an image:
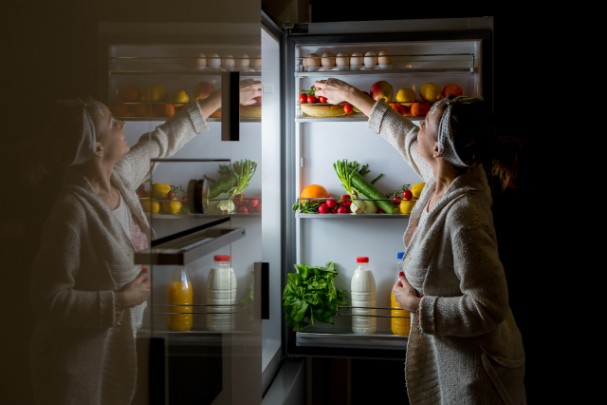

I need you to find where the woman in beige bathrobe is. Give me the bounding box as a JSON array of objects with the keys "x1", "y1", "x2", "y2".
[
  {"x1": 28, "y1": 81, "x2": 261, "y2": 405},
  {"x1": 315, "y1": 78, "x2": 526, "y2": 405}
]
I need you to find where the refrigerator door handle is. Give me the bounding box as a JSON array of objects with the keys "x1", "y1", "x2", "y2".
[
  {"x1": 221, "y1": 71, "x2": 240, "y2": 141},
  {"x1": 254, "y1": 261, "x2": 270, "y2": 320}
]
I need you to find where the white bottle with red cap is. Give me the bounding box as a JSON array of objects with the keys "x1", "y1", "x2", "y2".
[
  {"x1": 206, "y1": 255, "x2": 237, "y2": 332},
  {"x1": 350, "y1": 256, "x2": 377, "y2": 334}
]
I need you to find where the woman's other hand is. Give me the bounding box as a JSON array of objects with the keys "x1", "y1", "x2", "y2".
[
  {"x1": 392, "y1": 271, "x2": 421, "y2": 313},
  {"x1": 115, "y1": 267, "x2": 151, "y2": 309}
]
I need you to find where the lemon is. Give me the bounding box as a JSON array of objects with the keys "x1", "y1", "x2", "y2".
[
  {"x1": 150, "y1": 84, "x2": 168, "y2": 102},
  {"x1": 152, "y1": 183, "x2": 172, "y2": 200},
  {"x1": 419, "y1": 83, "x2": 442, "y2": 103},
  {"x1": 162, "y1": 200, "x2": 183, "y2": 215},
  {"x1": 140, "y1": 198, "x2": 160, "y2": 214},
  {"x1": 395, "y1": 87, "x2": 416, "y2": 103},
  {"x1": 410, "y1": 182, "x2": 426, "y2": 199},
  {"x1": 172, "y1": 89, "x2": 190, "y2": 107},
  {"x1": 399, "y1": 199, "x2": 416, "y2": 215}
]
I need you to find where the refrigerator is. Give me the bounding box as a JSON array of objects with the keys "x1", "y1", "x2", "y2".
[{"x1": 98, "y1": 13, "x2": 493, "y2": 404}]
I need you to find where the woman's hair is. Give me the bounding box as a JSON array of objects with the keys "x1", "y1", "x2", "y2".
[
  {"x1": 446, "y1": 95, "x2": 521, "y2": 191},
  {"x1": 26, "y1": 97, "x2": 102, "y2": 188}
]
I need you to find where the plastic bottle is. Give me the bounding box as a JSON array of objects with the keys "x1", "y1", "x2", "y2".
[
  {"x1": 350, "y1": 256, "x2": 377, "y2": 334},
  {"x1": 167, "y1": 267, "x2": 193, "y2": 331},
  {"x1": 391, "y1": 252, "x2": 411, "y2": 336},
  {"x1": 207, "y1": 255, "x2": 237, "y2": 332}
]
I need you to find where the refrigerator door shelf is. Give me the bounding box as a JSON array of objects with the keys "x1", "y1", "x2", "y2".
[
  {"x1": 134, "y1": 225, "x2": 246, "y2": 266},
  {"x1": 296, "y1": 331, "x2": 406, "y2": 350}
]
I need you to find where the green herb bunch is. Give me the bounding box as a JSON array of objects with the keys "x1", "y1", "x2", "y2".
[{"x1": 282, "y1": 262, "x2": 348, "y2": 332}]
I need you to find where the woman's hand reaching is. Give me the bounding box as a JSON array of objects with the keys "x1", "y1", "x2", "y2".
[
  {"x1": 240, "y1": 79, "x2": 262, "y2": 106},
  {"x1": 313, "y1": 78, "x2": 375, "y2": 116}
]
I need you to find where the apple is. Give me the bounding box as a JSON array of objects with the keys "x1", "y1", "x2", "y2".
[
  {"x1": 370, "y1": 80, "x2": 393, "y2": 103},
  {"x1": 193, "y1": 81, "x2": 215, "y2": 100}
]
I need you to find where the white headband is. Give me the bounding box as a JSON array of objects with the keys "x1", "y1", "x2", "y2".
[
  {"x1": 69, "y1": 100, "x2": 96, "y2": 166},
  {"x1": 432, "y1": 96, "x2": 483, "y2": 168}
]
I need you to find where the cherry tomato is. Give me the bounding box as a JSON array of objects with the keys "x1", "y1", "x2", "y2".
[
  {"x1": 402, "y1": 189, "x2": 413, "y2": 201},
  {"x1": 391, "y1": 194, "x2": 402, "y2": 205},
  {"x1": 298, "y1": 93, "x2": 307, "y2": 104},
  {"x1": 307, "y1": 94, "x2": 318, "y2": 104},
  {"x1": 318, "y1": 96, "x2": 327, "y2": 104},
  {"x1": 343, "y1": 103, "x2": 353, "y2": 114}
]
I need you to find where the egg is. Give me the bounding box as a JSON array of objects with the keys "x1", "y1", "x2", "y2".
[
  {"x1": 208, "y1": 53, "x2": 221, "y2": 69},
  {"x1": 304, "y1": 53, "x2": 321, "y2": 71},
  {"x1": 222, "y1": 54, "x2": 235, "y2": 70},
  {"x1": 350, "y1": 52, "x2": 364, "y2": 70},
  {"x1": 196, "y1": 53, "x2": 207, "y2": 70},
  {"x1": 239, "y1": 54, "x2": 250, "y2": 69},
  {"x1": 364, "y1": 51, "x2": 378, "y2": 68},
  {"x1": 321, "y1": 52, "x2": 336, "y2": 69},
  {"x1": 336, "y1": 52, "x2": 350, "y2": 69},
  {"x1": 252, "y1": 54, "x2": 262, "y2": 69},
  {"x1": 378, "y1": 50, "x2": 392, "y2": 66}
]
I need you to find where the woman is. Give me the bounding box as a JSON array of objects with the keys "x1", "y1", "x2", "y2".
[
  {"x1": 28, "y1": 81, "x2": 262, "y2": 405},
  {"x1": 314, "y1": 78, "x2": 526, "y2": 404}
]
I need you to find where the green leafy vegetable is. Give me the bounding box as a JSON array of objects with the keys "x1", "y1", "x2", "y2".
[
  {"x1": 333, "y1": 159, "x2": 396, "y2": 214},
  {"x1": 282, "y1": 262, "x2": 349, "y2": 332},
  {"x1": 205, "y1": 159, "x2": 257, "y2": 199}
]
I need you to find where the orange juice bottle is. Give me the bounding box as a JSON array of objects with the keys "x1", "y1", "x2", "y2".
[
  {"x1": 391, "y1": 251, "x2": 411, "y2": 336},
  {"x1": 167, "y1": 267, "x2": 193, "y2": 331}
]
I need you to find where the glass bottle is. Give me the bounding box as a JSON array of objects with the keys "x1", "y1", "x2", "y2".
[
  {"x1": 350, "y1": 256, "x2": 377, "y2": 334},
  {"x1": 207, "y1": 255, "x2": 237, "y2": 332},
  {"x1": 391, "y1": 251, "x2": 411, "y2": 336},
  {"x1": 167, "y1": 266, "x2": 193, "y2": 331}
]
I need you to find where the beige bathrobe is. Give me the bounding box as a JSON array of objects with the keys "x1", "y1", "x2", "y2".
[
  {"x1": 368, "y1": 101, "x2": 527, "y2": 405},
  {"x1": 29, "y1": 102, "x2": 209, "y2": 405}
]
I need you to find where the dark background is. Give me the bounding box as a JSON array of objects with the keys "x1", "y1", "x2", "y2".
[{"x1": 1, "y1": 3, "x2": 550, "y2": 404}]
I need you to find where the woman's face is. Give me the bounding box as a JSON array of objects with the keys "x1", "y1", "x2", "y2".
[
  {"x1": 90, "y1": 102, "x2": 130, "y2": 164},
  {"x1": 418, "y1": 104, "x2": 443, "y2": 162}
]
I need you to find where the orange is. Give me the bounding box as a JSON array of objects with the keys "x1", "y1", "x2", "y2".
[
  {"x1": 153, "y1": 103, "x2": 176, "y2": 118},
  {"x1": 411, "y1": 102, "x2": 431, "y2": 117},
  {"x1": 442, "y1": 83, "x2": 464, "y2": 97},
  {"x1": 300, "y1": 184, "x2": 330, "y2": 200},
  {"x1": 120, "y1": 85, "x2": 140, "y2": 102}
]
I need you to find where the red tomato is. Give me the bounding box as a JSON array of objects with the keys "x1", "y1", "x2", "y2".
[
  {"x1": 298, "y1": 93, "x2": 308, "y2": 104},
  {"x1": 343, "y1": 103, "x2": 353, "y2": 114},
  {"x1": 318, "y1": 96, "x2": 327, "y2": 104},
  {"x1": 307, "y1": 95, "x2": 318, "y2": 104},
  {"x1": 391, "y1": 194, "x2": 402, "y2": 205},
  {"x1": 402, "y1": 189, "x2": 413, "y2": 201}
]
